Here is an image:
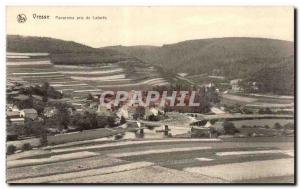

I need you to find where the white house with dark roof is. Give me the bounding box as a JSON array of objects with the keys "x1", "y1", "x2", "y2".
[
  {"x1": 20, "y1": 108, "x2": 38, "y2": 120},
  {"x1": 9, "y1": 118, "x2": 25, "y2": 126}
]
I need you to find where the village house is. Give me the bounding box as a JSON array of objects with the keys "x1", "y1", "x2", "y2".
[
  {"x1": 230, "y1": 79, "x2": 243, "y2": 92},
  {"x1": 250, "y1": 81, "x2": 260, "y2": 91},
  {"x1": 6, "y1": 111, "x2": 20, "y2": 119},
  {"x1": 6, "y1": 104, "x2": 12, "y2": 111},
  {"x1": 144, "y1": 107, "x2": 159, "y2": 119},
  {"x1": 116, "y1": 105, "x2": 130, "y2": 119},
  {"x1": 9, "y1": 117, "x2": 25, "y2": 126},
  {"x1": 6, "y1": 103, "x2": 19, "y2": 112},
  {"x1": 191, "y1": 126, "x2": 213, "y2": 138},
  {"x1": 20, "y1": 108, "x2": 38, "y2": 120}
]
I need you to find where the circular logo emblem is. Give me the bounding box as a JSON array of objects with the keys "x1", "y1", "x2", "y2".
[{"x1": 17, "y1": 14, "x2": 27, "y2": 23}]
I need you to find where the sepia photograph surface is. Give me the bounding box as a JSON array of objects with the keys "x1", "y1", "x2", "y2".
[{"x1": 5, "y1": 6, "x2": 295, "y2": 184}]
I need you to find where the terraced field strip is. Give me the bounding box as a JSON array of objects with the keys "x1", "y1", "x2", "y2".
[
  {"x1": 183, "y1": 158, "x2": 294, "y2": 181},
  {"x1": 197, "y1": 113, "x2": 293, "y2": 121},
  {"x1": 73, "y1": 89, "x2": 102, "y2": 93},
  {"x1": 51, "y1": 83, "x2": 88, "y2": 87},
  {"x1": 12, "y1": 161, "x2": 155, "y2": 183},
  {"x1": 216, "y1": 150, "x2": 292, "y2": 156},
  {"x1": 7, "y1": 60, "x2": 52, "y2": 66},
  {"x1": 222, "y1": 94, "x2": 257, "y2": 103},
  {"x1": 7, "y1": 151, "x2": 98, "y2": 168},
  {"x1": 245, "y1": 102, "x2": 294, "y2": 108},
  {"x1": 93, "y1": 78, "x2": 133, "y2": 84},
  {"x1": 7, "y1": 64, "x2": 54, "y2": 69},
  {"x1": 10, "y1": 72, "x2": 60, "y2": 75},
  {"x1": 54, "y1": 85, "x2": 95, "y2": 89},
  {"x1": 21, "y1": 75, "x2": 65, "y2": 78},
  {"x1": 96, "y1": 78, "x2": 169, "y2": 87},
  {"x1": 7, "y1": 55, "x2": 31, "y2": 59},
  {"x1": 59, "y1": 165, "x2": 226, "y2": 183},
  {"x1": 54, "y1": 64, "x2": 118, "y2": 69},
  {"x1": 212, "y1": 119, "x2": 294, "y2": 130},
  {"x1": 109, "y1": 146, "x2": 212, "y2": 158},
  {"x1": 236, "y1": 176, "x2": 294, "y2": 183},
  {"x1": 7, "y1": 155, "x2": 127, "y2": 182},
  {"x1": 47, "y1": 136, "x2": 220, "y2": 151},
  {"x1": 50, "y1": 81, "x2": 84, "y2": 84},
  {"x1": 71, "y1": 74, "x2": 126, "y2": 81},
  {"x1": 249, "y1": 93, "x2": 294, "y2": 100},
  {"x1": 7, "y1": 52, "x2": 49, "y2": 56},
  {"x1": 58, "y1": 68, "x2": 123, "y2": 75},
  {"x1": 120, "y1": 146, "x2": 285, "y2": 165},
  {"x1": 50, "y1": 139, "x2": 221, "y2": 154},
  {"x1": 44, "y1": 138, "x2": 115, "y2": 150}
]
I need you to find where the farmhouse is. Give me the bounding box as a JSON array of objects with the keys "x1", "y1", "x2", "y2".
[
  {"x1": 116, "y1": 106, "x2": 130, "y2": 119},
  {"x1": 144, "y1": 107, "x2": 159, "y2": 119},
  {"x1": 230, "y1": 79, "x2": 243, "y2": 92},
  {"x1": 191, "y1": 126, "x2": 212, "y2": 138},
  {"x1": 6, "y1": 111, "x2": 20, "y2": 119},
  {"x1": 9, "y1": 118, "x2": 25, "y2": 126},
  {"x1": 20, "y1": 109, "x2": 38, "y2": 120},
  {"x1": 6, "y1": 104, "x2": 19, "y2": 112}
]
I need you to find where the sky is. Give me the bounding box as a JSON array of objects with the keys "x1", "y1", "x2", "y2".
[{"x1": 6, "y1": 6, "x2": 294, "y2": 47}]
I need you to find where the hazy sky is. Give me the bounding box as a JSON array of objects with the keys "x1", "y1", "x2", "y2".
[{"x1": 7, "y1": 6, "x2": 294, "y2": 47}]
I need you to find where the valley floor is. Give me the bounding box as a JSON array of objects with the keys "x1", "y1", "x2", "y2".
[{"x1": 7, "y1": 136, "x2": 294, "y2": 184}]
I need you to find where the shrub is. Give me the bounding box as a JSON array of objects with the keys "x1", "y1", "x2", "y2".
[
  {"x1": 264, "y1": 125, "x2": 270, "y2": 129},
  {"x1": 222, "y1": 121, "x2": 238, "y2": 135},
  {"x1": 87, "y1": 93, "x2": 94, "y2": 101},
  {"x1": 274, "y1": 122, "x2": 283, "y2": 130},
  {"x1": 22, "y1": 143, "x2": 32, "y2": 151},
  {"x1": 258, "y1": 108, "x2": 273, "y2": 114},
  {"x1": 210, "y1": 127, "x2": 221, "y2": 137},
  {"x1": 284, "y1": 122, "x2": 294, "y2": 130},
  {"x1": 146, "y1": 125, "x2": 155, "y2": 130},
  {"x1": 247, "y1": 132, "x2": 253, "y2": 137},
  {"x1": 40, "y1": 133, "x2": 48, "y2": 146},
  {"x1": 7, "y1": 145, "x2": 16, "y2": 155},
  {"x1": 148, "y1": 114, "x2": 159, "y2": 121},
  {"x1": 242, "y1": 108, "x2": 253, "y2": 114},
  {"x1": 114, "y1": 134, "x2": 124, "y2": 140},
  {"x1": 120, "y1": 116, "x2": 126, "y2": 125}
]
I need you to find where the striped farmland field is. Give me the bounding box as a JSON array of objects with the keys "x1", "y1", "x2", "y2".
[
  {"x1": 7, "y1": 52, "x2": 170, "y2": 99},
  {"x1": 6, "y1": 137, "x2": 294, "y2": 183}
]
